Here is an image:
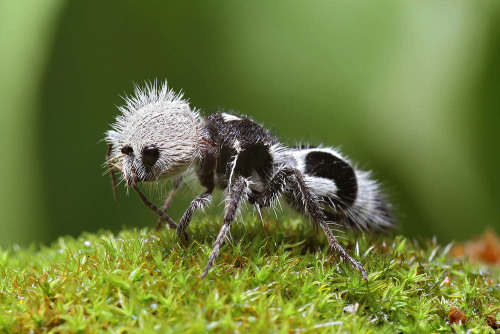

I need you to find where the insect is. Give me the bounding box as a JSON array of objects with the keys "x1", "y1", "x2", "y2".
[{"x1": 105, "y1": 80, "x2": 394, "y2": 279}]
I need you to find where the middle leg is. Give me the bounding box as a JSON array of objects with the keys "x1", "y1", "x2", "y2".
[
  {"x1": 201, "y1": 176, "x2": 249, "y2": 279},
  {"x1": 176, "y1": 189, "x2": 213, "y2": 242}
]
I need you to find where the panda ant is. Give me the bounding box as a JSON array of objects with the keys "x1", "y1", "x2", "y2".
[{"x1": 105, "y1": 80, "x2": 394, "y2": 280}]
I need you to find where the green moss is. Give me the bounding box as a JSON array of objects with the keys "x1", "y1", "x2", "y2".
[{"x1": 0, "y1": 215, "x2": 498, "y2": 333}]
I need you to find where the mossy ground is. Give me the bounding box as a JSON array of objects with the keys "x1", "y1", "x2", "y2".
[{"x1": 0, "y1": 214, "x2": 499, "y2": 333}]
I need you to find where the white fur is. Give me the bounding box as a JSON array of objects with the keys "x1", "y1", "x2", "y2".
[
  {"x1": 105, "y1": 80, "x2": 203, "y2": 183},
  {"x1": 222, "y1": 113, "x2": 242, "y2": 122},
  {"x1": 346, "y1": 169, "x2": 393, "y2": 231},
  {"x1": 304, "y1": 176, "x2": 338, "y2": 198},
  {"x1": 284, "y1": 147, "x2": 393, "y2": 231},
  {"x1": 228, "y1": 140, "x2": 243, "y2": 188}
]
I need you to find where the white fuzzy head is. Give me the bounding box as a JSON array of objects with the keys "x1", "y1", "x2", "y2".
[{"x1": 105, "y1": 80, "x2": 202, "y2": 184}]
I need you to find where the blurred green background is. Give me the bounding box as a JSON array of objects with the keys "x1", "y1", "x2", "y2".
[{"x1": 0, "y1": 0, "x2": 499, "y2": 247}]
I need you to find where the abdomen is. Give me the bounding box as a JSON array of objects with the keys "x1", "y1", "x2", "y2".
[{"x1": 283, "y1": 147, "x2": 394, "y2": 232}]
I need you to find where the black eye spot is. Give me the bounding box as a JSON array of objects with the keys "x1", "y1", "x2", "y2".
[
  {"x1": 121, "y1": 145, "x2": 133, "y2": 155},
  {"x1": 142, "y1": 146, "x2": 159, "y2": 168}
]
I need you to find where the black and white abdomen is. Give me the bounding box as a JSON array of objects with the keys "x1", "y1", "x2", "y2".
[{"x1": 283, "y1": 147, "x2": 394, "y2": 232}]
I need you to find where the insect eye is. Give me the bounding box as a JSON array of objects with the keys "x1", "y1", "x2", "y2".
[
  {"x1": 121, "y1": 145, "x2": 133, "y2": 155},
  {"x1": 142, "y1": 146, "x2": 159, "y2": 168}
]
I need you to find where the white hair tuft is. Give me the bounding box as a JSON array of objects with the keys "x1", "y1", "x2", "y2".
[{"x1": 105, "y1": 80, "x2": 203, "y2": 183}]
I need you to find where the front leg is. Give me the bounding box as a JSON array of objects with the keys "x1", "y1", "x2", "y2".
[
  {"x1": 130, "y1": 183, "x2": 178, "y2": 230},
  {"x1": 176, "y1": 189, "x2": 213, "y2": 242},
  {"x1": 257, "y1": 166, "x2": 368, "y2": 280},
  {"x1": 201, "y1": 176, "x2": 249, "y2": 279}
]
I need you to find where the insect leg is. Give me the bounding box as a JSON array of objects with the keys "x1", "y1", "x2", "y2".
[
  {"x1": 156, "y1": 176, "x2": 183, "y2": 230},
  {"x1": 176, "y1": 189, "x2": 213, "y2": 242},
  {"x1": 130, "y1": 181, "x2": 179, "y2": 230},
  {"x1": 201, "y1": 176, "x2": 249, "y2": 279},
  {"x1": 106, "y1": 144, "x2": 119, "y2": 203},
  {"x1": 258, "y1": 166, "x2": 368, "y2": 280},
  {"x1": 258, "y1": 166, "x2": 295, "y2": 208}
]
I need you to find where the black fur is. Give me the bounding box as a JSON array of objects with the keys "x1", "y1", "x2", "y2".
[
  {"x1": 304, "y1": 151, "x2": 358, "y2": 208},
  {"x1": 183, "y1": 113, "x2": 376, "y2": 279},
  {"x1": 203, "y1": 113, "x2": 277, "y2": 187}
]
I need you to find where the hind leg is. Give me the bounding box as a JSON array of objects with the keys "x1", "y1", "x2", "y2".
[{"x1": 257, "y1": 165, "x2": 368, "y2": 280}]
